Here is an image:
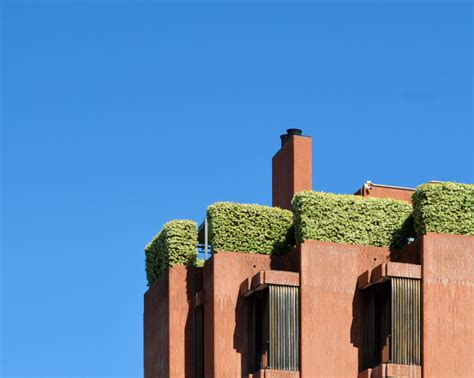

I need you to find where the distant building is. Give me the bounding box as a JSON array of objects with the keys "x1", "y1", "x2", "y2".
[{"x1": 144, "y1": 130, "x2": 473, "y2": 377}]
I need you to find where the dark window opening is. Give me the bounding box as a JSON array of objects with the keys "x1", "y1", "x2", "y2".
[
  {"x1": 363, "y1": 281, "x2": 391, "y2": 368},
  {"x1": 251, "y1": 289, "x2": 269, "y2": 371},
  {"x1": 362, "y1": 278, "x2": 421, "y2": 369},
  {"x1": 249, "y1": 285, "x2": 299, "y2": 373},
  {"x1": 194, "y1": 304, "x2": 204, "y2": 378}
]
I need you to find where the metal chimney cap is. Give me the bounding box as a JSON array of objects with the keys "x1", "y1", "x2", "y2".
[
  {"x1": 280, "y1": 134, "x2": 290, "y2": 146},
  {"x1": 286, "y1": 128, "x2": 302, "y2": 136},
  {"x1": 280, "y1": 128, "x2": 303, "y2": 147}
]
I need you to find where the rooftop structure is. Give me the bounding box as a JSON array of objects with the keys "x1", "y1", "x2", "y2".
[{"x1": 144, "y1": 130, "x2": 473, "y2": 378}]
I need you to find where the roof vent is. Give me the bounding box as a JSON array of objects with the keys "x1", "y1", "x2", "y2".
[{"x1": 280, "y1": 128, "x2": 303, "y2": 147}]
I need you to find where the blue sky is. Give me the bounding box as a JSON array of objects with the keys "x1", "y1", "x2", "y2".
[{"x1": 1, "y1": 1, "x2": 472, "y2": 376}]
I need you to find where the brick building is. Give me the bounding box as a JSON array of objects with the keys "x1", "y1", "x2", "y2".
[{"x1": 144, "y1": 130, "x2": 473, "y2": 377}]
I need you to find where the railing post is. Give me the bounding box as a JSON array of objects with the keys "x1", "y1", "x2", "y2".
[{"x1": 204, "y1": 217, "x2": 208, "y2": 260}]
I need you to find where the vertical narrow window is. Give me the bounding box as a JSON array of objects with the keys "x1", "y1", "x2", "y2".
[
  {"x1": 268, "y1": 285, "x2": 299, "y2": 371},
  {"x1": 250, "y1": 285, "x2": 299, "y2": 372},
  {"x1": 391, "y1": 278, "x2": 421, "y2": 365},
  {"x1": 251, "y1": 289, "x2": 269, "y2": 370},
  {"x1": 194, "y1": 304, "x2": 204, "y2": 378},
  {"x1": 362, "y1": 281, "x2": 391, "y2": 368},
  {"x1": 362, "y1": 277, "x2": 421, "y2": 369}
]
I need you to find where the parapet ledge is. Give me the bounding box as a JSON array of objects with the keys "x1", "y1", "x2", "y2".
[
  {"x1": 358, "y1": 262, "x2": 422, "y2": 290},
  {"x1": 359, "y1": 363, "x2": 421, "y2": 378},
  {"x1": 240, "y1": 270, "x2": 300, "y2": 297},
  {"x1": 250, "y1": 368, "x2": 300, "y2": 377}
]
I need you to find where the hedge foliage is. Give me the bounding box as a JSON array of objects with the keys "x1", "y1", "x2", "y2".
[
  {"x1": 145, "y1": 220, "x2": 198, "y2": 287},
  {"x1": 292, "y1": 191, "x2": 414, "y2": 248},
  {"x1": 412, "y1": 182, "x2": 474, "y2": 236},
  {"x1": 207, "y1": 202, "x2": 294, "y2": 255}
]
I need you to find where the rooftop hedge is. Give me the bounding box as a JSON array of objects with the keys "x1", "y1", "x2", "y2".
[
  {"x1": 412, "y1": 182, "x2": 474, "y2": 236},
  {"x1": 145, "y1": 220, "x2": 198, "y2": 287},
  {"x1": 207, "y1": 202, "x2": 294, "y2": 255},
  {"x1": 292, "y1": 191, "x2": 414, "y2": 248}
]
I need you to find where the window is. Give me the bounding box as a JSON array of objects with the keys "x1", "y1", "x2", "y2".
[
  {"x1": 194, "y1": 304, "x2": 204, "y2": 378},
  {"x1": 362, "y1": 277, "x2": 421, "y2": 369},
  {"x1": 249, "y1": 285, "x2": 299, "y2": 372}
]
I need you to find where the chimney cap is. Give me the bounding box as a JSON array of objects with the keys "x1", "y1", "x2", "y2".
[
  {"x1": 286, "y1": 128, "x2": 302, "y2": 136},
  {"x1": 280, "y1": 128, "x2": 304, "y2": 147}
]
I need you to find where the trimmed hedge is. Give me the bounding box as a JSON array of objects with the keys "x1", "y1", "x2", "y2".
[
  {"x1": 195, "y1": 257, "x2": 205, "y2": 267},
  {"x1": 292, "y1": 191, "x2": 414, "y2": 248},
  {"x1": 207, "y1": 202, "x2": 294, "y2": 255},
  {"x1": 412, "y1": 182, "x2": 474, "y2": 236},
  {"x1": 145, "y1": 220, "x2": 198, "y2": 287}
]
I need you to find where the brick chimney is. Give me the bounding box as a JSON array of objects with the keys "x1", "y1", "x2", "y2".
[{"x1": 272, "y1": 129, "x2": 312, "y2": 210}]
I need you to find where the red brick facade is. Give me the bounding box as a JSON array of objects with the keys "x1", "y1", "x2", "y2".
[{"x1": 144, "y1": 132, "x2": 473, "y2": 377}]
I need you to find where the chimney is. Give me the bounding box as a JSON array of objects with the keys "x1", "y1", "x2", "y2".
[{"x1": 272, "y1": 129, "x2": 312, "y2": 210}]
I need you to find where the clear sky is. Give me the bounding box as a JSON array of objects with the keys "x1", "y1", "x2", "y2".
[{"x1": 1, "y1": 1, "x2": 472, "y2": 376}]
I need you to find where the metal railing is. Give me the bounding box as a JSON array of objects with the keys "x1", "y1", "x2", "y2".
[
  {"x1": 196, "y1": 243, "x2": 213, "y2": 260},
  {"x1": 268, "y1": 285, "x2": 299, "y2": 371},
  {"x1": 391, "y1": 277, "x2": 421, "y2": 365},
  {"x1": 197, "y1": 217, "x2": 213, "y2": 260}
]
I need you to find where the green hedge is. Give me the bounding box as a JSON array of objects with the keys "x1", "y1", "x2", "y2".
[
  {"x1": 207, "y1": 202, "x2": 294, "y2": 255},
  {"x1": 145, "y1": 220, "x2": 198, "y2": 287},
  {"x1": 292, "y1": 191, "x2": 414, "y2": 248},
  {"x1": 412, "y1": 182, "x2": 474, "y2": 236}
]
